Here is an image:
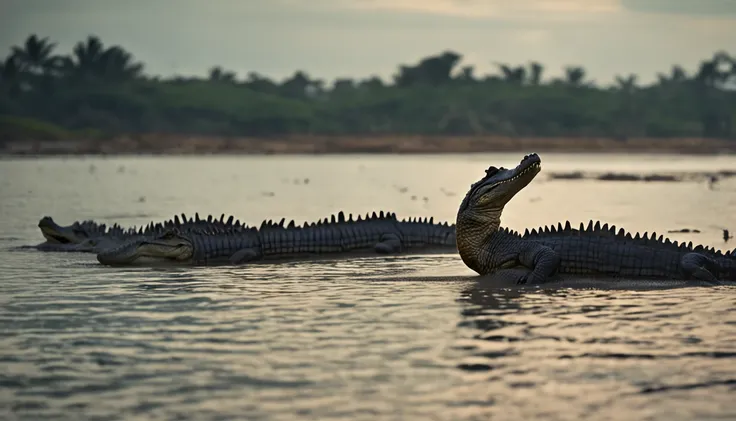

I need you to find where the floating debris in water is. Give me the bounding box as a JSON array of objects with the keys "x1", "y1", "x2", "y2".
[
  {"x1": 394, "y1": 185, "x2": 409, "y2": 193},
  {"x1": 547, "y1": 170, "x2": 736, "y2": 183},
  {"x1": 548, "y1": 172, "x2": 584, "y2": 180},
  {"x1": 667, "y1": 228, "x2": 701, "y2": 234},
  {"x1": 642, "y1": 174, "x2": 678, "y2": 182},
  {"x1": 439, "y1": 188, "x2": 456, "y2": 197},
  {"x1": 597, "y1": 173, "x2": 642, "y2": 181}
]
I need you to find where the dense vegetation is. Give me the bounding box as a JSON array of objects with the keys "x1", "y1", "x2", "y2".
[{"x1": 1, "y1": 34, "x2": 735, "y2": 142}]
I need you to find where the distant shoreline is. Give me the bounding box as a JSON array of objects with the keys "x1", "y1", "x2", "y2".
[{"x1": 2, "y1": 135, "x2": 736, "y2": 156}]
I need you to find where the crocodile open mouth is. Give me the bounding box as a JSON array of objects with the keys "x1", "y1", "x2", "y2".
[{"x1": 41, "y1": 231, "x2": 73, "y2": 244}]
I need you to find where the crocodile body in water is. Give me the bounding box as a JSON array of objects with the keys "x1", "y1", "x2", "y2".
[
  {"x1": 97, "y1": 211, "x2": 457, "y2": 266},
  {"x1": 456, "y1": 153, "x2": 736, "y2": 285}
]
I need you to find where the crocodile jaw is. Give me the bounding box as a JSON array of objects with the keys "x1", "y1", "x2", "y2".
[
  {"x1": 97, "y1": 238, "x2": 194, "y2": 265},
  {"x1": 458, "y1": 153, "x2": 541, "y2": 224},
  {"x1": 38, "y1": 217, "x2": 88, "y2": 244}
]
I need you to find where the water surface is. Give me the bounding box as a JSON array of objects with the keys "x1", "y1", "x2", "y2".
[{"x1": 1, "y1": 153, "x2": 735, "y2": 420}]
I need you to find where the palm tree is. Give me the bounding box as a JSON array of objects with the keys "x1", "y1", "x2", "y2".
[
  {"x1": 613, "y1": 73, "x2": 639, "y2": 138},
  {"x1": 494, "y1": 63, "x2": 525, "y2": 84},
  {"x1": 0, "y1": 56, "x2": 20, "y2": 83},
  {"x1": 657, "y1": 65, "x2": 688, "y2": 86},
  {"x1": 0, "y1": 55, "x2": 23, "y2": 96},
  {"x1": 98, "y1": 46, "x2": 144, "y2": 80},
  {"x1": 208, "y1": 66, "x2": 236, "y2": 83},
  {"x1": 10, "y1": 34, "x2": 60, "y2": 76},
  {"x1": 696, "y1": 60, "x2": 719, "y2": 87},
  {"x1": 63, "y1": 35, "x2": 143, "y2": 82},
  {"x1": 72, "y1": 36, "x2": 104, "y2": 70},
  {"x1": 456, "y1": 65, "x2": 475, "y2": 83},
  {"x1": 244, "y1": 72, "x2": 278, "y2": 93},
  {"x1": 564, "y1": 66, "x2": 586, "y2": 87},
  {"x1": 700, "y1": 51, "x2": 735, "y2": 88},
  {"x1": 614, "y1": 74, "x2": 637, "y2": 93},
  {"x1": 280, "y1": 71, "x2": 312, "y2": 97},
  {"x1": 527, "y1": 62, "x2": 544, "y2": 85}
]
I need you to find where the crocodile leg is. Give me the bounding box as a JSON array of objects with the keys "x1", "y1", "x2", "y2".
[
  {"x1": 680, "y1": 253, "x2": 721, "y2": 285},
  {"x1": 517, "y1": 243, "x2": 562, "y2": 284},
  {"x1": 229, "y1": 248, "x2": 261, "y2": 265},
  {"x1": 375, "y1": 233, "x2": 403, "y2": 254}
]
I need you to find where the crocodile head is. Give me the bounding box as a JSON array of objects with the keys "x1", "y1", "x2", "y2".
[
  {"x1": 456, "y1": 153, "x2": 541, "y2": 267},
  {"x1": 96, "y1": 229, "x2": 194, "y2": 265},
  {"x1": 38, "y1": 216, "x2": 93, "y2": 244},
  {"x1": 458, "y1": 153, "x2": 541, "y2": 221}
]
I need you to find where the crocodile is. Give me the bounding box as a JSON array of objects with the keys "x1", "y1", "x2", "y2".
[
  {"x1": 456, "y1": 153, "x2": 736, "y2": 285},
  {"x1": 34, "y1": 213, "x2": 250, "y2": 253},
  {"x1": 97, "y1": 211, "x2": 457, "y2": 266}
]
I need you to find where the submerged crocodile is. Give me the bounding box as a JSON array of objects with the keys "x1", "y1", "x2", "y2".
[
  {"x1": 97, "y1": 211, "x2": 457, "y2": 266},
  {"x1": 456, "y1": 153, "x2": 736, "y2": 285},
  {"x1": 35, "y1": 213, "x2": 249, "y2": 252}
]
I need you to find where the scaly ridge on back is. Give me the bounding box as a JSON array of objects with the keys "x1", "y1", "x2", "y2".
[
  {"x1": 96, "y1": 210, "x2": 457, "y2": 266},
  {"x1": 522, "y1": 220, "x2": 726, "y2": 257}
]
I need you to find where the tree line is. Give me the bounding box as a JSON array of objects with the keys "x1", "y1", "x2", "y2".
[{"x1": 1, "y1": 34, "x2": 735, "y2": 141}]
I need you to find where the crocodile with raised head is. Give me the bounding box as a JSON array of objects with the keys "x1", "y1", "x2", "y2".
[
  {"x1": 456, "y1": 153, "x2": 736, "y2": 285},
  {"x1": 34, "y1": 213, "x2": 250, "y2": 253},
  {"x1": 97, "y1": 211, "x2": 457, "y2": 266}
]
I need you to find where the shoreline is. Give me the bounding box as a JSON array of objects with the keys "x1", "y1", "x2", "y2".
[{"x1": 2, "y1": 135, "x2": 736, "y2": 156}]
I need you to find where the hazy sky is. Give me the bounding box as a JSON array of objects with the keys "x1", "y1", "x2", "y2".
[{"x1": 1, "y1": 0, "x2": 735, "y2": 86}]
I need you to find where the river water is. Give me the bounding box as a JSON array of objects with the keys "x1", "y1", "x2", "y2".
[{"x1": 0, "y1": 153, "x2": 735, "y2": 421}]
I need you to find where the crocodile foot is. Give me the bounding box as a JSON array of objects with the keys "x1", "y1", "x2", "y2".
[
  {"x1": 516, "y1": 272, "x2": 547, "y2": 285},
  {"x1": 681, "y1": 252, "x2": 722, "y2": 285}
]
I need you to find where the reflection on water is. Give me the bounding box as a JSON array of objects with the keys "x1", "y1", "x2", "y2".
[
  {"x1": 454, "y1": 282, "x2": 736, "y2": 420},
  {"x1": 0, "y1": 153, "x2": 735, "y2": 420}
]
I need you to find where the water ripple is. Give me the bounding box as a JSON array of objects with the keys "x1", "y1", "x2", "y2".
[{"x1": 2, "y1": 155, "x2": 736, "y2": 421}]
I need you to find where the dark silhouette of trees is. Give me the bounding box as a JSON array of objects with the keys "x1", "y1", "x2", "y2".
[
  {"x1": 495, "y1": 63, "x2": 526, "y2": 84},
  {"x1": 1, "y1": 33, "x2": 735, "y2": 142},
  {"x1": 55, "y1": 36, "x2": 144, "y2": 84},
  {"x1": 208, "y1": 66, "x2": 236, "y2": 83},
  {"x1": 394, "y1": 51, "x2": 462, "y2": 87},
  {"x1": 528, "y1": 62, "x2": 544, "y2": 86},
  {"x1": 10, "y1": 35, "x2": 60, "y2": 78},
  {"x1": 564, "y1": 66, "x2": 587, "y2": 87}
]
